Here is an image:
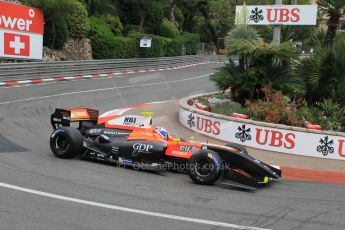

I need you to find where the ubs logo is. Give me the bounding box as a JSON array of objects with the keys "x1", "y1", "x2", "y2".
[{"x1": 187, "y1": 113, "x2": 195, "y2": 128}]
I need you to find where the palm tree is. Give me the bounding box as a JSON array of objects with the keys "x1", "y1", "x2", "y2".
[
  {"x1": 317, "y1": 0, "x2": 345, "y2": 47},
  {"x1": 210, "y1": 26, "x2": 301, "y2": 104},
  {"x1": 296, "y1": 36, "x2": 345, "y2": 105}
]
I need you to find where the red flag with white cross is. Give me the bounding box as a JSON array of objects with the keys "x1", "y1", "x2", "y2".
[{"x1": 4, "y1": 33, "x2": 30, "y2": 57}]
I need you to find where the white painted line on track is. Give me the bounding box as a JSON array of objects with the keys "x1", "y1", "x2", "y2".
[
  {"x1": 0, "y1": 74, "x2": 212, "y2": 105},
  {"x1": 0, "y1": 181, "x2": 271, "y2": 230}
]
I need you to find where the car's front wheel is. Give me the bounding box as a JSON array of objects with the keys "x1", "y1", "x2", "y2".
[
  {"x1": 188, "y1": 150, "x2": 222, "y2": 185},
  {"x1": 50, "y1": 127, "x2": 83, "y2": 159}
]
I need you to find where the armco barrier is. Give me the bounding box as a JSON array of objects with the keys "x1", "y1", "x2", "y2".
[
  {"x1": 179, "y1": 93, "x2": 345, "y2": 161},
  {"x1": 0, "y1": 55, "x2": 226, "y2": 81}
]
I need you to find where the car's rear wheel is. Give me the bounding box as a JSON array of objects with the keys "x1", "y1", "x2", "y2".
[
  {"x1": 50, "y1": 127, "x2": 83, "y2": 159},
  {"x1": 225, "y1": 142, "x2": 248, "y2": 155},
  {"x1": 188, "y1": 150, "x2": 222, "y2": 185}
]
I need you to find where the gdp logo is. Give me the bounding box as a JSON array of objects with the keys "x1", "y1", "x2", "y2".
[{"x1": 0, "y1": 1, "x2": 44, "y2": 60}]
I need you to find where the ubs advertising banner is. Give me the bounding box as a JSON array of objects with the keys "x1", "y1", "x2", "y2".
[
  {"x1": 235, "y1": 5, "x2": 317, "y2": 25},
  {"x1": 0, "y1": 1, "x2": 44, "y2": 60},
  {"x1": 180, "y1": 108, "x2": 345, "y2": 161}
]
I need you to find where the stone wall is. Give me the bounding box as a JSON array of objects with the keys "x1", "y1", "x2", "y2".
[{"x1": 43, "y1": 38, "x2": 93, "y2": 62}]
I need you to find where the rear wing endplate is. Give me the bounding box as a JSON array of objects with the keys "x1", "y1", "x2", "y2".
[{"x1": 51, "y1": 108, "x2": 99, "y2": 130}]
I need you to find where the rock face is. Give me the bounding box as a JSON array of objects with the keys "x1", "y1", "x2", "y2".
[
  {"x1": 63, "y1": 38, "x2": 93, "y2": 60},
  {"x1": 43, "y1": 47, "x2": 65, "y2": 62},
  {"x1": 43, "y1": 38, "x2": 93, "y2": 62}
]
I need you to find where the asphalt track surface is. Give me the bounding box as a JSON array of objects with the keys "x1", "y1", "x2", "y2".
[{"x1": 0, "y1": 64, "x2": 345, "y2": 230}]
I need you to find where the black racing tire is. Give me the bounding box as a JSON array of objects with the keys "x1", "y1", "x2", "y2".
[
  {"x1": 50, "y1": 127, "x2": 83, "y2": 159},
  {"x1": 188, "y1": 150, "x2": 222, "y2": 185},
  {"x1": 225, "y1": 142, "x2": 248, "y2": 155}
]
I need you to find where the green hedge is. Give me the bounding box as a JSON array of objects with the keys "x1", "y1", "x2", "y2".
[
  {"x1": 165, "y1": 32, "x2": 200, "y2": 56},
  {"x1": 129, "y1": 34, "x2": 166, "y2": 58},
  {"x1": 165, "y1": 37, "x2": 183, "y2": 56},
  {"x1": 91, "y1": 36, "x2": 138, "y2": 59},
  {"x1": 90, "y1": 17, "x2": 200, "y2": 59},
  {"x1": 182, "y1": 32, "x2": 200, "y2": 55}
]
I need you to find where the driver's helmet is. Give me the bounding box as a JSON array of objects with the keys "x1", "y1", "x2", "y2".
[{"x1": 155, "y1": 127, "x2": 168, "y2": 139}]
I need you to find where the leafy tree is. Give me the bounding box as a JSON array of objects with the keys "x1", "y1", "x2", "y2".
[
  {"x1": 144, "y1": 2, "x2": 166, "y2": 34},
  {"x1": 192, "y1": 16, "x2": 211, "y2": 42},
  {"x1": 44, "y1": 16, "x2": 69, "y2": 49},
  {"x1": 174, "y1": 7, "x2": 185, "y2": 30},
  {"x1": 208, "y1": 0, "x2": 233, "y2": 38},
  {"x1": 169, "y1": 0, "x2": 177, "y2": 22},
  {"x1": 65, "y1": 1, "x2": 90, "y2": 38},
  {"x1": 118, "y1": 0, "x2": 167, "y2": 33},
  {"x1": 24, "y1": 0, "x2": 78, "y2": 49},
  {"x1": 177, "y1": 0, "x2": 206, "y2": 32},
  {"x1": 82, "y1": 0, "x2": 117, "y2": 16},
  {"x1": 317, "y1": 0, "x2": 345, "y2": 47},
  {"x1": 100, "y1": 15, "x2": 123, "y2": 36},
  {"x1": 159, "y1": 18, "x2": 179, "y2": 38},
  {"x1": 177, "y1": 0, "x2": 245, "y2": 42}
]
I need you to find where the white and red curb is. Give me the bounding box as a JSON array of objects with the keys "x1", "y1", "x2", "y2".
[{"x1": 0, "y1": 61, "x2": 223, "y2": 87}]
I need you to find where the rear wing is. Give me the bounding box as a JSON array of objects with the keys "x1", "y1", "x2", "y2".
[{"x1": 51, "y1": 108, "x2": 99, "y2": 130}]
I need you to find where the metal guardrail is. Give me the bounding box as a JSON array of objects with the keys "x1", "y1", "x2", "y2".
[{"x1": 0, "y1": 55, "x2": 226, "y2": 81}]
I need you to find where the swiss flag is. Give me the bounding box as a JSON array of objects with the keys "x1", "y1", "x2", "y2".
[{"x1": 4, "y1": 33, "x2": 30, "y2": 56}]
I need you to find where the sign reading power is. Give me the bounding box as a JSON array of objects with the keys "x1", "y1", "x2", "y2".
[{"x1": 0, "y1": 1, "x2": 44, "y2": 60}]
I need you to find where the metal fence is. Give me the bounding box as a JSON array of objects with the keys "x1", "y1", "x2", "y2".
[{"x1": 0, "y1": 55, "x2": 226, "y2": 81}]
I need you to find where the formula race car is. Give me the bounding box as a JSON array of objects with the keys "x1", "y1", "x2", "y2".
[{"x1": 49, "y1": 108, "x2": 281, "y2": 189}]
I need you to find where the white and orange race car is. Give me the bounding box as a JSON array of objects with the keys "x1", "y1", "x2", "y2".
[{"x1": 49, "y1": 108, "x2": 281, "y2": 189}]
